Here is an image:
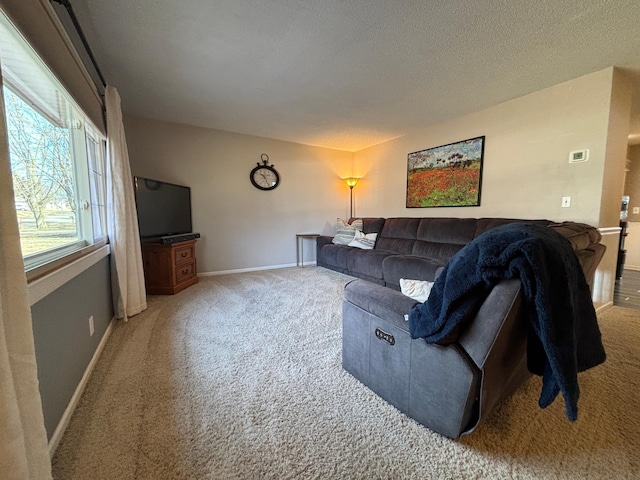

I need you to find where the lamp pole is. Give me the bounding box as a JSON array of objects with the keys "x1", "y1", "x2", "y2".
[
  {"x1": 344, "y1": 177, "x2": 359, "y2": 220},
  {"x1": 349, "y1": 184, "x2": 354, "y2": 219}
]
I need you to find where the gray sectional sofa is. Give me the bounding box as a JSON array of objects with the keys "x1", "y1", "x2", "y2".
[{"x1": 317, "y1": 217, "x2": 605, "y2": 438}]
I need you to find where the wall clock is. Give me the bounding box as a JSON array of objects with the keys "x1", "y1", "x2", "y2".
[{"x1": 250, "y1": 154, "x2": 280, "y2": 191}]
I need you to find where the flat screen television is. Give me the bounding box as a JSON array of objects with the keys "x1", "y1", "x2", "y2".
[{"x1": 133, "y1": 176, "x2": 192, "y2": 239}]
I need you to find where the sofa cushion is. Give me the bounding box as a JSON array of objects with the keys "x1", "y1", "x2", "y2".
[
  {"x1": 375, "y1": 218, "x2": 421, "y2": 254},
  {"x1": 332, "y1": 218, "x2": 363, "y2": 245},
  {"x1": 347, "y1": 248, "x2": 394, "y2": 280},
  {"x1": 474, "y1": 218, "x2": 551, "y2": 238},
  {"x1": 382, "y1": 255, "x2": 444, "y2": 289},
  {"x1": 357, "y1": 217, "x2": 386, "y2": 235},
  {"x1": 318, "y1": 244, "x2": 351, "y2": 270},
  {"x1": 407, "y1": 218, "x2": 476, "y2": 263},
  {"x1": 416, "y1": 218, "x2": 477, "y2": 244},
  {"x1": 411, "y1": 242, "x2": 466, "y2": 264},
  {"x1": 348, "y1": 230, "x2": 378, "y2": 249}
]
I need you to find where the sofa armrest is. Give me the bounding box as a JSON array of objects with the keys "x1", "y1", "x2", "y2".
[
  {"x1": 458, "y1": 279, "x2": 523, "y2": 368},
  {"x1": 344, "y1": 279, "x2": 418, "y2": 329},
  {"x1": 457, "y1": 278, "x2": 531, "y2": 430},
  {"x1": 548, "y1": 221, "x2": 601, "y2": 251},
  {"x1": 317, "y1": 235, "x2": 334, "y2": 250}
]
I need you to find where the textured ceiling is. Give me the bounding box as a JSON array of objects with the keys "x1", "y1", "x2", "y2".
[{"x1": 69, "y1": 0, "x2": 640, "y2": 151}]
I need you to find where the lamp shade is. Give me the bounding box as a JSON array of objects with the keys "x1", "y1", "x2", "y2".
[{"x1": 344, "y1": 177, "x2": 359, "y2": 188}]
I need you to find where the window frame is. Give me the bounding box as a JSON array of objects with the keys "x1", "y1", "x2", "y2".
[{"x1": 0, "y1": 11, "x2": 108, "y2": 279}]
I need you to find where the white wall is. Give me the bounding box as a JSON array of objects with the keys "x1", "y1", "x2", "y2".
[{"x1": 124, "y1": 116, "x2": 354, "y2": 273}]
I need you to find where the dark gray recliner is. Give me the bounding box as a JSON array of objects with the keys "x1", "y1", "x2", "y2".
[
  {"x1": 336, "y1": 218, "x2": 605, "y2": 438},
  {"x1": 343, "y1": 278, "x2": 528, "y2": 438}
]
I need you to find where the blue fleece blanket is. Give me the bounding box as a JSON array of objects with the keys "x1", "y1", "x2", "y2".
[{"x1": 408, "y1": 223, "x2": 606, "y2": 421}]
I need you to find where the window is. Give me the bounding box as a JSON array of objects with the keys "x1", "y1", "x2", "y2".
[
  {"x1": 0, "y1": 12, "x2": 107, "y2": 272},
  {"x1": 86, "y1": 125, "x2": 107, "y2": 242}
]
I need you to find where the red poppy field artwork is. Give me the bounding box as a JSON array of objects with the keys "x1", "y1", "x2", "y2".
[{"x1": 406, "y1": 136, "x2": 485, "y2": 208}]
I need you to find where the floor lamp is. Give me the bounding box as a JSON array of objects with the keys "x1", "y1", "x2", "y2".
[{"x1": 344, "y1": 177, "x2": 359, "y2": 219}]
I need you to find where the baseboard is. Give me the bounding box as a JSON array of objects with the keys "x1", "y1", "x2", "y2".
[
  {"x1": 48, "y1": 316, "x2": 116, "y2": 458},
  {"x1": 199, "y1": 261, "x2": 317, "y2": 276},
  {"x1": 623, "y1": 265, "x2": 640, "y2": 272},
  {"x1": 595, "y1": 301, "x2": 614, "y2": 313}
]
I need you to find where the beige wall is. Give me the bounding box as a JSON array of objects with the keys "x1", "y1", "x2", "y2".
[
  {"x1": 125, "y1": 68, "x2": 631, "y2": 307},
  {"x1": 124, "y1": 116, "x2": 354, "y2": 273},
  {"x1": 353, "y1": 68, "x2": 627, "y2": 226}
]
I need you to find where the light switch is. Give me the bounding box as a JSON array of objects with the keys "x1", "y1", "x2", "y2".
[
  {"x1": 633, "y1": 207, "x2": 639, "y2": 215},
  {"x1": 561, "y1": 196, "x2": 571, "y2": 208}
]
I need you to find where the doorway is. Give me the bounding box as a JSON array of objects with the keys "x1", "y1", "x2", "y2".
[
  {"x1": 616, "y1": 144, "x2": 640, "y2": 310},
  {"x1": 615, "y1": 269, "x2": 640, "y2": 309}
]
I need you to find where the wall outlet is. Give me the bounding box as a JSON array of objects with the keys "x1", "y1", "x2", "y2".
[
  {"x1": 89, "y1": 315, "x2": 94, "y2": 337},
  {"x1": 633, "y1": 207, "x2": 640, "y2": 215},
  {"x1": 561, "y1": 196, "x2": 571, "y2": 208}
]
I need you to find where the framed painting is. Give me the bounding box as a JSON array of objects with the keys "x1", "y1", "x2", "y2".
[{"x1": 406, "y1": 136, "x2": 485, "y2": 208}]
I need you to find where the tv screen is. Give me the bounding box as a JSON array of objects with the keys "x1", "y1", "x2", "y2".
[{"x1": 134, "y1": 176, "x2": 192, "y2": 239}]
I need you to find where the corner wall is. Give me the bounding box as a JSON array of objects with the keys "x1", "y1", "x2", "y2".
[{"x1": 124, "y1": 116, "x2": 354, "y2": 273}]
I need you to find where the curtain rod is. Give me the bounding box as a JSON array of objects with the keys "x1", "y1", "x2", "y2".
[{"x1": 50, "y1": 0, "x2": 107, "y2": 88}]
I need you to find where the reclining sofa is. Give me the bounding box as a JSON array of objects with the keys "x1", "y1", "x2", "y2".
[{"x1": 317, "y1": 217, "x2": 605, "y2": 438}]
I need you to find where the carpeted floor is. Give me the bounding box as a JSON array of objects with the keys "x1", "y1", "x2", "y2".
[{"x1": 52, "y1": 267, "x2": 640, "y2": 479}]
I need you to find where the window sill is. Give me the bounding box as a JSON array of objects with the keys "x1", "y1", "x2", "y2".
[
  {"x1": 27, "y1": 243, "x2": 111, "y2": 306},
  {"x1": 26, "y1": 239, "x2": 108, "y2": 283}
]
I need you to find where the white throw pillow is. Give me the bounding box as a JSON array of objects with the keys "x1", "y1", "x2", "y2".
[
  {"x1": 400, "y1": 278, "x2": 434, "y2": 303},
  {"x1": 348, "y1": 230, "x2": 378, "y2": 249},
  {"x1": 332, "y1": 218, "x2": 364, "y2": 245}
]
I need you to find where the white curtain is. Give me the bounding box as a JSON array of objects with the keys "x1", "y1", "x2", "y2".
[
  {"x1": 105, "y1": 85, "x2": 147, "y2": 320},
  {"x1": 0, "y1": 72, "x2": 52, "y2": 478}
]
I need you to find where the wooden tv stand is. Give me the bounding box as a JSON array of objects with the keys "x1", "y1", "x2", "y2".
[{"x1": 141, "y1": 239, "x2": 199, "y2": 295}]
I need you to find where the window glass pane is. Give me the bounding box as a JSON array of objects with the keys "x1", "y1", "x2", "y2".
[
  {"x1": 4, "y1": 86, "x2": 79, "y2": 256},
  {"x1": 86, "y1": 133, "x2": 107, "y2": 239}
]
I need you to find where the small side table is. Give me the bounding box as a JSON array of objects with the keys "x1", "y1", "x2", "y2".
[{"x1": 296, "y1": 233, "x2": 320, "y2": 267}]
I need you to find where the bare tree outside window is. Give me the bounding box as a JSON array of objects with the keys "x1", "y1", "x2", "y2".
[{"x1": 4, "y1": 87, "x2": 79, "y2": 255}]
